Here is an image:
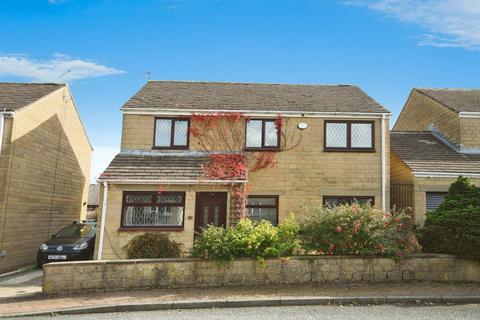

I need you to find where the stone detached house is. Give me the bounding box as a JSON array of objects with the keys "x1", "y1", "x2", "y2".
[
  {"x1": 0, "y1": 83, "x2": 92, "y2": 273},
  {"x1": 95, "y1": 80, "x2": 391, "y2": 259},
  {"x1": 391, "y1": 88, "x2": 480, "y2": 224}
]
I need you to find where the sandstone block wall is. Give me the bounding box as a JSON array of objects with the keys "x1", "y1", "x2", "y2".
[{"x1": 43, "y1": 255, "x2": 480, "y2": 294}]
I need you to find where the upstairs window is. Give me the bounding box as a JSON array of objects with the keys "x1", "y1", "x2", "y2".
[
  {"x1": 245, "y1": 119, "x2": 280, "y2": 150},
  {"x1": 324, "y1": 121, "x2": 374, "y2": 151},
  {"x1": 154, "y1": 118, "x2": 189, "y2": 149}
]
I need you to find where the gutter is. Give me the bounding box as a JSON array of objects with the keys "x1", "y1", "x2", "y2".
[
  {"x1": 97, "y1": 179, "x2": 248, "y2": 185},
  {"x1": 122, "y1": 108, "x2": 392, "y2": 119},
  {"x1": 413, "y1": 172, "x2": 480, "y2": 178},
  {"x1": 97, "y1": 181, "x2": 108, "y2": 260},
  {"x1": 459, "y1": 112, "x2": 480, "y2": 118}
]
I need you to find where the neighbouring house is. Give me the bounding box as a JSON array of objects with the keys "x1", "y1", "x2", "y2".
[
  {"x1": 0, "y1": 83, "x2": 92, "y2": 273},
  {"x1": 87, "y1": 184, "x2": 100, "y2": 219},
  {"x1": 95, "y1": 80, "x2": 391, "y2": 259},
  {"x1": 391, "y1": 88, "x2": 480, "y2": 224}
]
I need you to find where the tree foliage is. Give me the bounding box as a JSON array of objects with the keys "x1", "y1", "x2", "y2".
[{"x1": 420, "y1": 176, "x2": 480, "y2": 258}]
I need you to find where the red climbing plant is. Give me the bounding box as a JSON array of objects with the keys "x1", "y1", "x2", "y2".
[{"x1": 190, "y1": 112, "x2": 302, "y2": 220}]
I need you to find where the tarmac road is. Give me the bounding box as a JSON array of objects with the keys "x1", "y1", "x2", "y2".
[{"x1": 13, "y1": 304, "x2": 480, "y2": 320}]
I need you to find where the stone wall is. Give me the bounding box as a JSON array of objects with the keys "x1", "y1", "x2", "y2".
[
  {"x1": 43, "y1": 255, "x2": 480, "y2": 294},
  {"x1": 460, "y1": 117, "x2": 480, "y2": 149},
  {"x1": 393, "y1": 90, "x2": 461, "y2": 144}
]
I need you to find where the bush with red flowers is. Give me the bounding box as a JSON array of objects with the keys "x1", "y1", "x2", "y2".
[{"x1": 299, "y1": 203, "x2": 419, "y2": 257}]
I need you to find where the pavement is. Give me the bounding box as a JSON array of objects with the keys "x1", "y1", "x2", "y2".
[
  {"x1": 1, "y1": 278, "x2": 480, "y2": 318},
  {"x1": 9, "y1": 305, "x2": 480, "y2": 320},
  {"x1": 0, "y1": 268, "x2": 42, "y2": 300}
]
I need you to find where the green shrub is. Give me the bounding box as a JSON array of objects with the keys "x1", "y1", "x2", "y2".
[
  {"x1": 123, "y1": 233, "x2": 182, "y2": 259},
  {"x1": 419, "y1": 176, "x2": 480, "y2": 258},
  {"x1": 299, "y1": 203, "x2": 418, "y2": 257},
  {"x1": 191, "y1": 216, "x2": 300, "y2": 262}
]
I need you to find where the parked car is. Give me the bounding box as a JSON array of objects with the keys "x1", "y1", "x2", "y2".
[{"x1": 37, "y1": 220, "x2": 96, "y2": 266}]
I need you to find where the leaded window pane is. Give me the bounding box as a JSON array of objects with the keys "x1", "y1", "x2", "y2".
[
  {"x1": 246, "y1": 196, "x2": 278, "y2": 225},
  {"x1": 155, "y1": 119, "x2": 172, "y2": 147},
  {"x1": 325, "y1": 123, "x2": 347, "y2": 148},
  {"x1": 351, "y1": 123, "x2": 372, "y2": 148},
  {"x1": 247, "y1": 207, "x2": 277, "y2": 225},
  {"x1": 123, "y1": 205, "x2": 184, "y2": 227},
  {"x1": 125, "y1": 194, "x2": 153, "y2": 204},
  {"x1": 174, "y1": 120, "x2": 188, "y2": 146},
  {"x1": 157, "y1": 194, "x2": 183, "y2": 204},
  {"x1": 246, "y1": 120, "x2": 262, "y2": 148},
  {"x1": 324, "y1": 197, "x2": 349, "y2": 206},
  {"x1": 247, "y1": 197, "x2": 276, "y2": 206},
  {"x1": 264, "y1": 121, "x2": 278, "y2": 147}
]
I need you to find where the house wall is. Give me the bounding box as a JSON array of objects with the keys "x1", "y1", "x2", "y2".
[
  {"x1": 390, "y1": 152, "x2": 413, "y2": 181},
  {"x1": 95, "y1": 184, "x2": 232, "y2": 260},
  {"x1": 103, "y1": 114, "x2": 389, "y2": 256},
  {"x1": 393, "y1": 90, "x2": 461, "y2": 144},
  {"x1": 460, "y1": 117, "x2": 480, "y2": 149},
  {"x1": 0, "y1": 88, "x2": 92, "y2": 273},
  {"x1": 413, "y1": 176, "x2": 480, "y2": 225}
]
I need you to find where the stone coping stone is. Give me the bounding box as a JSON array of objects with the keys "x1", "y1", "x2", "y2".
[{"x1": 45, "y1": 253, "x2": 458, "y2": 267}]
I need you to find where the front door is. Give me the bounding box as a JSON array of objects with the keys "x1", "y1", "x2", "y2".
[{"x1": 195, "y1": 192, "x2": 228, "y2": 232}]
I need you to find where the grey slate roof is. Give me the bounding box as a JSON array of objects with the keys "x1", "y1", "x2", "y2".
[
  {"x1": 0, "y1": 83, "x2": 64, "y2": 111},
  {"x1": 122, "y1": 81, "x2": 389, "y2": 113},
  {"x1": 100, "y1": 152, "x2": 246, "y2": 182},
  {"x1": 417, "y1": 88, "x2": 480, "y2": 113},
  {"x1": 391, "y1": 132, "x2": 480, "y2": 174}
]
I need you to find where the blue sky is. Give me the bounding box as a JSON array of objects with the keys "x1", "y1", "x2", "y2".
[{"x1": 1, "y1": 0, "x2": 479, "y2": 182}]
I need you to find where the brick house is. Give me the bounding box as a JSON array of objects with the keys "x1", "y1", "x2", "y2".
[
  {"x1": 0, "y1": 83, "x2": 92, "y2": 273},
  {"x1": 391, "y1": 88, "x2": 480, "y2": 224},
  {"x1": 95, "y1": 80, "x2": 391, "y2": 259}
]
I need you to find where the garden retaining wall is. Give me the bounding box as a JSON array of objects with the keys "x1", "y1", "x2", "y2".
[{"x1": 43, "y1": 254, "x2": 480, "y2": 294}]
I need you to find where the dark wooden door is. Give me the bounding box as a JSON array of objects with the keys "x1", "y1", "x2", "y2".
[{"x1": 195, "y1": 192, "x2": 227, "y2": 232}]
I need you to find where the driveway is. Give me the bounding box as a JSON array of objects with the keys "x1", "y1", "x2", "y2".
[{"x1": 0, "y1": 268, "x2": 43, "y2": 300}]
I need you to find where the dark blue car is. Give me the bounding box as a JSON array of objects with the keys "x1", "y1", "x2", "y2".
[{"x1": 37, "y1": 221, "x2": 96, "y2": 266}]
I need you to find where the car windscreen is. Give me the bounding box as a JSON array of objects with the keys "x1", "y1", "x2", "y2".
[{"x1": 56, "y1": 224, "x2": 93, "y2": 238}]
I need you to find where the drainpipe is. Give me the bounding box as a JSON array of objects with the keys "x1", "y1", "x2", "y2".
[
  {"x1": 381, "y1": 114, "x2": 387, "y2": 212},
  {"x1": 0, "y1": 111, "x2": 14, "y2": 155},
  {"x1": 97, "y1": 181, "x2": 108, "y2": 260},
  {"x1": 0, "y1": 114, "x2": 4, "y2": 155}
]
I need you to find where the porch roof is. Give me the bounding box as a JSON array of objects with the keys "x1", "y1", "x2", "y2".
[{"x1": 99, "y1": 151, "x2": 247, "y2": 184}]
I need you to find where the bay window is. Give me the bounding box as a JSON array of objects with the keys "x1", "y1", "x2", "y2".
[{"x1": 121, "y1": 192, "x2": 185, "y2": 229}]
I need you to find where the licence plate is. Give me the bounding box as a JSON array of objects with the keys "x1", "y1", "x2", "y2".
[{"x1": 48, "y1": 255, "x2": 67, "y2": 260}]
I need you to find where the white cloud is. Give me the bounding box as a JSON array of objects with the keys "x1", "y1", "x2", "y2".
[
  {"x1": 0, "y1": 53, "x2": 125, "y2": 83},
  {"x1": 343, "y1": 0, "x2": 480, "y2": 50},
  {"x1": 90, "y1": 146, "x2": 119, "y2": 183}
]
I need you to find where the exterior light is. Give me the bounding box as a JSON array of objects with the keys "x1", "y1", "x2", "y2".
[{"x1": 297, "y1": 122, "x2": 308, "y2": 130}]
